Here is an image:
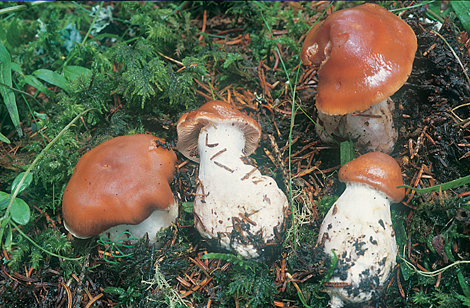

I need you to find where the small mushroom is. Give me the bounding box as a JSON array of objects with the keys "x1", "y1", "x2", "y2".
[
  {"x1": 317, "y1": 152, "x2": 405, "y2": 307},
  {"x1": 177, "y1": 100, "x2": 287, "y2": 259},
  {"x1": 301, "y1": 3, "x2": 417, "y2": 153},
  {"x1": 62, "y1": 134, "x2": 178, "y2": 243}
]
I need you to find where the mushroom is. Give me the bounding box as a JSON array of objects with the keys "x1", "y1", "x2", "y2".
[
  {"x1": 300, "y1": 3, "x2": 417, "y2": 153},
  {"x1": 177, "y1": 100, "x2": 287, "y2": 259},
  {"x1": 317, "y1": 152, "x2": 405, "y2": 307},
  {"x1": 62, "y1": 134, "x2": 178, "y2": 243}
]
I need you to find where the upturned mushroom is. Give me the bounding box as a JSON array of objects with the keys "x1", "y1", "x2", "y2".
[
  {"x1": 62, "y1": 134, "x2": 178, "y2": 243},
  {"x1": 177, "y1": 100, "x2": 287, "y2": 259},
  {"x1": 301, "y1": 3, "x2": 417, "y2": 153},
  {"x1": 317, "y1": 152, "x2": 405, "y2": 307}
]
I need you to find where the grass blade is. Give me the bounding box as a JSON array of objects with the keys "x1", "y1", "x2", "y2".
[
  {"x1": 0, "y1": 132, "x2": 10, "y2": 144},
  {"x1": 23, "y1": 75, "x2": 54, "y2": 96},
  {"x1": 0, "y1": 42, "x2": 22, "y2": 137},
  {"x1": 399, "y1": 173, "x2": 470, "y2": 193}
]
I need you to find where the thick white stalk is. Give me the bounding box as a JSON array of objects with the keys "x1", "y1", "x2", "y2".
[
  {"x1": 194, "y1": 123, "x2": 287, "y2": 258},
  {"x1": 318, "y1": 183, "x2": 397, "y2": 307},
  {"x1": 99, "y1": 201, "x2": 178, "y2": 245},
  {"x1": 65, "y1": 201, "x2": 178, "y2": 246}
]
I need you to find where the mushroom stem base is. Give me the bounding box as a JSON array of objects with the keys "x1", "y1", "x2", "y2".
[
  {"x1": 66, "y1": 200, "x2": 178, "y2": 246},
  {"x1": 318, "y1": 183, "x2": 397, "y2": 307},
  {"x1": 316, "y1": 99, "x2": 397, "y2": 153},
  {"x1": 101, "y1": 200, "x2": 178, "y2": 244}
]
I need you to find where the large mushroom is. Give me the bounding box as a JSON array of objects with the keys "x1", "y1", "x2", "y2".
[
  {"x1": 62, "y1": 134, "x2": 178, "y2": 243},
  {"x1": 317, "y1": 152, "x2": 405, "y2": 307},
  {"x1": 177, "y1": 100, "x2": 287, "y2": 259},
  {"x1": 301, "y1": 3, "x2": 417, "y2": 153}
]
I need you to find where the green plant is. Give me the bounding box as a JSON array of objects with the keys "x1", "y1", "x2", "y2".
[
  {"x1": 339, "y1": 139, "x2": 355, "y2": 166},
  {"x1": 450, "y1": 2, "x2": 470, "y2": 33},
  {"x1": 391, "y1": 193, "x2": 470, "y2": 307},
  {"x1": 104, "y1": 285, "x2": 142, "y2": 307},
  {"x1": 0, "y1": 172, "x2": 32, "y2": 237},
  {"x1": 6, "y1": 228, "x2": 74, "y2": 272},
  {"x1": 97, "y1": 232, "x2": 136, "y2": 264},
  {"x1": 112, "y1": 38, "x2": 206, "y2": 112},
  {"x1": 202, "y1": 252, "x2": 278, "y2": 308},
  {"x1": 0, "y1": 109, "x2": 91, "y2": 265},
  {"x1": 0, "y1": 41, "x2": 21, "y2": 139},
  {"x1": 200, "y1": 252, "x2": 258, "y2": 274},
  {"x1": 225, "y1": 267, "x2": 278, "y2": 308},
  {"x1": 142, "y1": 264, "x2": 191, "y2": 308}
]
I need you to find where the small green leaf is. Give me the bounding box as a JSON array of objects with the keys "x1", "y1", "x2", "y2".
[
  {"x1": 3, "y1": 224, "x2": 12, "y2": 250},
  {"x1": 103, "y1": 287, "x2": 126, "y2": 295},
  {"x1": 0, "y1": 41, "x2": 22, "y2": 137},
  {"x1": 181, "y1": 202, "x2": 193, "y2": 213},
  {"x1": 63, "y1": 66, "x2": 92, "y2": 81},
  {"x1": 426, "y1": 232, "x2": 437, "y2": 254},
  {"x1": 395, "y1": 220, "x2": 413, "y2": 281},
  {"x1": 0, "y1": 191, "x2": 10, "y2": 210},
  {"x1": 455, "y1": 293, "x2": 470, "y2": 307},
  {"x1": 32, "y1": 69, "x2": 72, "y2": 93},
  {"x1": 6, "y1": 18, "x2": 21, "y2": 47},
  {"x1": 88, "y1": 33, "x2": 122, "y2": 43},
  {"x1": 400, "y1": 260, "x2": 413, "y2": 281},
  {"x1": 340, "y1": 139, "x2": 355, "y2": 166},
  {"x1": 322, "y1": 249, "x2": 337, "y2": 283},
  {"x1": 0, "y1": 132, "x2": 10, "y2": 143},
  {"x1": 10, "y1": 198, "x2": 30, "y2": 225},
  {"x1": 451, "y1": 2, "x2": 470, "y2": 34},
  {"x1": 10, "y1": 62, "x2": 21, "y2": 73},
  {"x1": 458, "y1": 269, "x2": 470, "y2": 298},
  {"x1": 395, "y1": 220, "x2": 407, "y2": 247},
  {"x1": 33, "y1": 111, "x2": 47, "y2": 120},
  {"x1": 223, "y1": 53, "x2": 243, "y2": 69},
  {"x1": 0, "y1": 215, "x2": 10, "y2": 227},
  {"x1": 11, "y1": 172, "x2": 33, "y2": 194},
  {"x1": 23, "y1": 74, "x2": 53, "y2": 96}
]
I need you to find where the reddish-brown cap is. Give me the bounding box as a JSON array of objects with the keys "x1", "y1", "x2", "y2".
[
  {"x1": 177, "y1": 100, "x2": 261, "y2": 162},
  {"x1": 300, "y1": 3, "x2": 417, "y2": 115},
  {"x1": 339, "y1": 152, "x2": 405, "y2": 203},
  {"x1": 62, "y1": 134, "x2": 177, "y2": 238}
]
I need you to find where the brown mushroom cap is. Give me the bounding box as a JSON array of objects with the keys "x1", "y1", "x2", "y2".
[
  {"x1": 300, "y1": 3, "x2": 417, "y2": 115},
  {"x1": 177, "y1": 100, "x2": 261, "y2": 162},
  {"x1": 62, "y1": 134, "x2": 177, "y2": 238},
  {"x1": 339, "y1": 152, "x2": 405, "y2": 203}
]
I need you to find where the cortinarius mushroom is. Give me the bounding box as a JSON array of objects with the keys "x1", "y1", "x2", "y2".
[
  {"x1": 317, "y1": 152, "x2": 405, "y2": 307},
  {"x1": 301, "y1": 3, "x2": 417, "y2": 153},
  {"x1": 62, "y1": 134, "x2": 178, "y2": 242},
  {"x1": 177, "y1": 100, "x2": 287, "y2": 258}
]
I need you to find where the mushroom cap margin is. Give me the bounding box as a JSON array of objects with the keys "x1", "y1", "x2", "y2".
[
  {"x1": 338, "y1": 151, "x2": 405, "y2": 203},
  {"x1": 176, "y1": 100, "x2": 262, "y2": 162}
]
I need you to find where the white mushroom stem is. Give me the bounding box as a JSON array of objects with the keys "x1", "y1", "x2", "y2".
[
  {"x1": 194, "y1": 122, "x2": 287, "y2": 258},
  {"x1": 65, "y1": 201, "x2": 178, "y2": 246},
  {"x1": 101, "y1": 200, "x2": 178, "y2": 245},
  {"x1": 317, "y1": 182, "x2": 397, "y2": 308},
  {"x1": 315, "y1": 99, "x2": 397, "y2": 153}
]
